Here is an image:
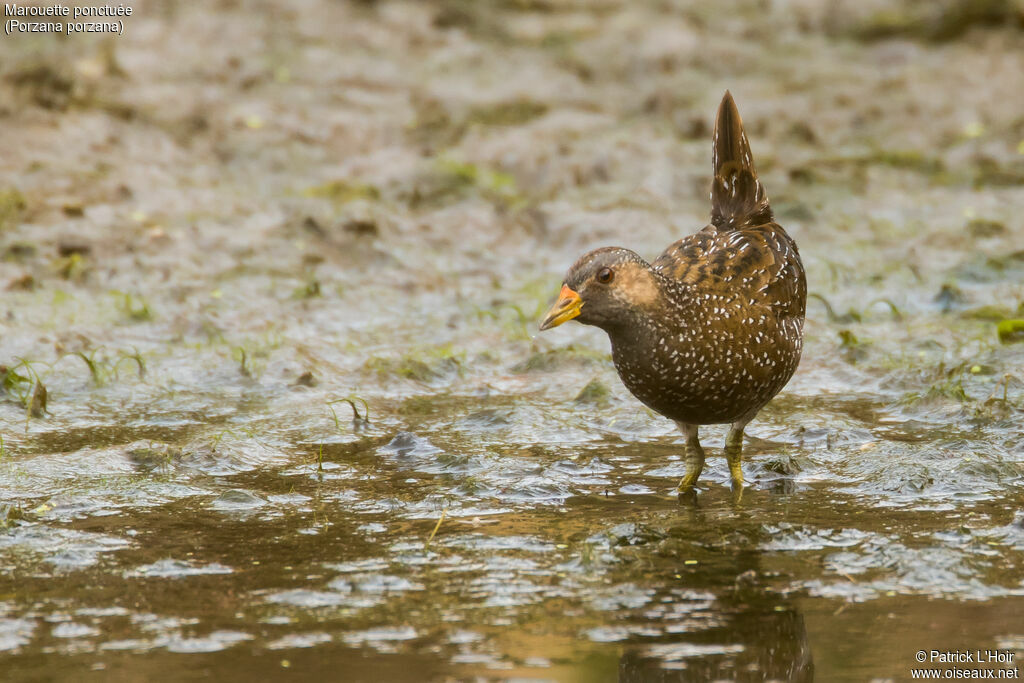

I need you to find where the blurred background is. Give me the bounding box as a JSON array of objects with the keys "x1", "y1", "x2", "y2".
[{"x1": 1, "y1": 1, "x2": 1023, "y2": 681}]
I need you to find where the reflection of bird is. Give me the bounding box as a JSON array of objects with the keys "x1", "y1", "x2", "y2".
[{"x1": 539, "y1": 91, "x2": 806, "y2": 491}]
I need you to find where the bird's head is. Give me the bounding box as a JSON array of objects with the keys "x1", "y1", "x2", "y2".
[{"x1": 539, "y1": 247, "x2": 661, "y2": 332}]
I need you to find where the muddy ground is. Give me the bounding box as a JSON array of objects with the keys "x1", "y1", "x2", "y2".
[{"x1": 1, "y1": 0, "x2": 1024, "y2": 681}]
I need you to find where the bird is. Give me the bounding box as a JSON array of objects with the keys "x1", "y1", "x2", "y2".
[{"x1": 538, "y1": 91, "x2": 806, "y2": 491}]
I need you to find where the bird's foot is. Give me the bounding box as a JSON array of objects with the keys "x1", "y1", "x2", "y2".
[
  {"x1": 728, "y1": 460, "x2": 745, "y2": 490},
  {"x1": 730, "y1": 482, "x2": 745, "y2": 504},
  {"x1": 725, "y1": 422, "x2": 746, "y2": 495},
  {"x1": 674, "y1": 422, "x2": 705, "y2": 492},
  {"x1": 676, "y1": 450, "x2": 705, "y2": 491},
  {"x1": 676, "y1": 470, "x2": 702, "y2": 492},
  {"x1": 728, "y1": 460, "x2": 745, "y2": 503}
]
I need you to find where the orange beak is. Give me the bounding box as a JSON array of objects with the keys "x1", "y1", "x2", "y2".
[{"x1": 539, "y1": 284, "x2": 583, "y2": 331}]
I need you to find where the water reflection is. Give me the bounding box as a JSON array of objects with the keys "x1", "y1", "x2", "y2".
[{"x1": 618, "y1": 591, "x2": 813, "y2": 682}]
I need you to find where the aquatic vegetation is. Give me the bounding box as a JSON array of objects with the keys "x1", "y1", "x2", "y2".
[
  {"x1": 866, "y1": 298, "x2": 903, "y2": 322},
  {"x1": 970, "y1": 374, "x2": 1023, "y2": 422},
  {"x1": 466, "y1": 98, "x2": 549, "y2": 128},
  {"x1": 53, "y1": 347, "x2": 147, "y2": 386},
  {"x1": 301, "y1": 180, "x2": 380, "y2": 204},
  {"x1": 395, "y1": 394, "x2": 446, "y2": 418},
  {"x1": 291, "y1": 277, "x2": 321, "y2": 300},
  {"x1": 208, "y1": 427, "x2": 268, "y2": 454},
  {"x1": 511, "y1": 345, "x2": 609, "y2": 373},
  {"x1": 574, "y1": 378, "x2": 611, "y2": 407},
  {"x1": 808, "y1": 293, "x2": 861, "y2": 324},
  {"x1": 231, "y1": 346, "x2": 266, "y2": 379},
  {"x1": 410, "y1": 97, "x2": 549, "y2": 149},
  {"x1": 54, "y1": 252, "x2": 87, "y2": 281},
  {"x1": 837, "y1": 329, "x2": 870, "y2": 363},
  {"x1": 125, "y1": 442, "x2": 181, "y2": 474},
  {"x1": 843, "y1": 0, "x2": 1018, "y2": 42},
  {"x1": 116, "y1": 348, "x2": 147, "y2": 379},
  {"x1": 808, "y1": 150, "x2": 947, "y2": 184},
  {"x1": 437, "y1": 157, "x2": 516, "y2": 196},
  {"x1": 71, "y1": 350, "x2": 108, "y2": 386},
  {"x1": 1, "y1": 359, "x2": 49, "y2": 420},
  {"x1": 427, "y1": 0, "x2": 534, "y2": 41},
  {"x1": 966, "y1": 218, "x2": 1007, "y2": 238},
  {"x1": 922, "y1": 375, "x2": 970, "y2": 403},
  {"x1": 24, "y1": 380, "x2": 47, "y2": 419},
  {"x1": 327, "y1": 396, "x2": 370, "y2": 432},
  {"x1": 869, "y1": 149, "x2": 946, "y2": 176},
  {"x1": 973, "y1": 158, "x2": 1024, "y2": 188},
  {"x1": 959, "y1": 305, "x2": 1014, "y2": 321},
  {"x1": 424, "y1": 506, "x2": 448, "y2": 551},
  {"x1": 895, "y1": 359, "x2": 1007, "y2": 410},
  {"x1": 0, "y1": 501, "x2": 25, "y2": 528},
  {"x1": 952, "y1": 250, "x2": 1024, "y2": 283},
  {"x1": 0, "y1": 187, "x2": 26, "y2": 230},
  {"x1": 364, "y1": 345, "x2": 464, "y2": 383},
  {"x1": 1, "y1": 364, "x2": 30, "y2": 398},
  {"x1": 2, "y1": 240, "x2": 36, "y2": 262},
  {"x1": 6, "y1": 60, "x2": 78, "y2": 110},
  {"x1": 934, "y1": 283, "x2": 967, "y2": 312},
  {"x1": 406, "y1": 157, "x2": 524, "y2": 209},
  {"x1": 996, "y1": 319, "x2": 1024, "y2": 344},
  {"x1": 111, "y1": 291, "x2": 153, "y2": 322},
  {"x1": 473, "y1": 301, "x2": 535, "y2": 341}
]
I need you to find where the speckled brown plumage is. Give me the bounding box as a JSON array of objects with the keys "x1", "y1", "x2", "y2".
[{"x1": 539, "y1": 91, "x2": 806, "y2": 490}]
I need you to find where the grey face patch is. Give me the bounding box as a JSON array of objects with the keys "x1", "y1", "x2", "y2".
[{"x1": 561, "y1": 248, "x2": 655, "y2": 330}]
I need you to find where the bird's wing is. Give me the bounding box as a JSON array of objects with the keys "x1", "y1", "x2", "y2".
[{"x1": 652, "y1": 223, "x2": 805, "y2": 321}]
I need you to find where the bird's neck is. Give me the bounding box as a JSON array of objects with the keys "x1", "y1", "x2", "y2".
[{"x1": 603, "y1": 275, "x2": 698, "y2": 353}]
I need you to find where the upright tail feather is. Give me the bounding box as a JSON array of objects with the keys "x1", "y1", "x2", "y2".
[{"x1": 710, "y1": 91, "x2": 772, "y2": 230}]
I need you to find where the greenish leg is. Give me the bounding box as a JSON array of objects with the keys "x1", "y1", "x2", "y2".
[
  {"x1": 675, "y1": 422, "x2": 705, "y2": 491},
  {"x1": 725, "y1": 419, "x2": 749, "y2": 490}
]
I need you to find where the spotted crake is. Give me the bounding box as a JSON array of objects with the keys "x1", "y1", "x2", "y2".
[{"x1": 539, "y1": 91, "x2": 806, "y2": 491}]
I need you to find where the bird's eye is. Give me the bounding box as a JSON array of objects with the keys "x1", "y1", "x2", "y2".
[{"x1": 596, "y1": 267, "x2": 614, "y2": 284}]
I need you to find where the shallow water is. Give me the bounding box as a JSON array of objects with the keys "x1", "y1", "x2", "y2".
[{"x1": 1, "y1": 0, "x2": 1024, "y2": 681}]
